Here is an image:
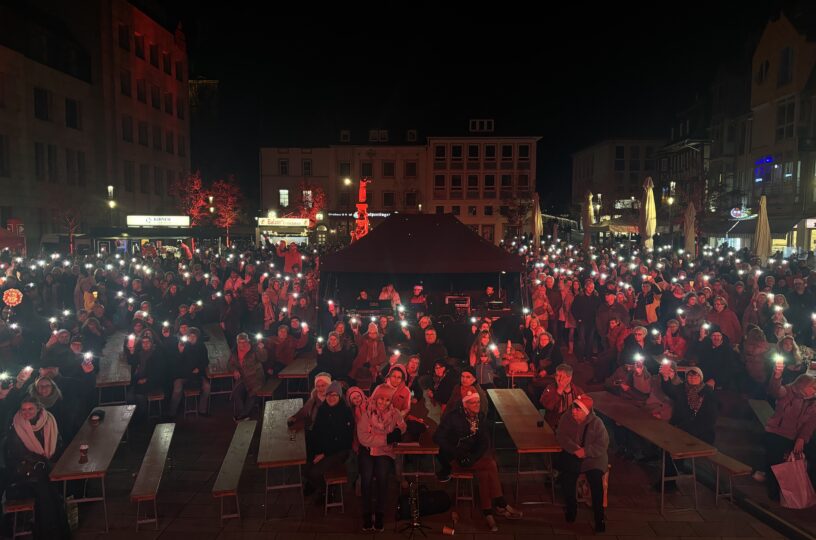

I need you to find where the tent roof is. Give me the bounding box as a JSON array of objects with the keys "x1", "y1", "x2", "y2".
[{"x1": 321, "y1": 213, "x2": 524, "y2": 274}]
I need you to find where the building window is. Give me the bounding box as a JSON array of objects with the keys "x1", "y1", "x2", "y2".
[
  {"x1": 166, "y1": 170, "x2": 174, "y2": 195},
  {"x1": 140, "y1": 164, "x2": 150, "y2": 193},
  {"x1": 149, "y1": 44, "x2": 159, "y2": 67},
  {"x1": 47, "y1": 144, "x2": 57, "y2": 183},
  {"x1": 378, "y1": 130, "x2": 388, "y2": 142},
  {"x1": 614, "y1": 145, "x2": 625, "y2": 171},
  {"x1": 778, "y1": 47, "x2": 793, "y2": 87},
  {"x1": 468, "y1": 144, "x2": 479, "y2": 159},
  {"x1": 136, "y1": 79, "x2": 146, "y2": 103},
  {"x1": 436, "y1": 206, "x2": 444, "y2": 214},
  {"x1": 302, "y1": 159, "x2": 312, "y2": 176},
  {"x1": 517, "y1": 174, "x2": 529, "y2": 189},
  {"x1": 644, "y1": 147, "x2": 655, "y2": 170},
  {"x1": 482, "y1": 224, "x2": 494, "y2": 242},
  {"x1": 162, "y1": 51, "x2": 172, "y2": 74},
  {"x1": 339, "y1": 130, "x2": 350, "y2": 142},
  {"x1": 152, "y1": 126, "x2": 162, "y2": 150},
  {"x1": 65, "y1": 99, "x2": 81, "y2": 130},
  {"x1": 339, "y1": 162, "x2": 351, "y2": 177},
  {"x1": 485, "y1": 145, "x2": 496, "y2": 160},
  {"x1": 138, "y1": 121, "x2": 148, "y2": 146},
  {"x1": 451, "y1": 175, "x2": 463, "y2": 196},
  {"x1": 776, "y1": 97, "x2": 795, "y2": 141},
  {"x1": 451, "y1": 206, "x2": 460, "y2": 216},
  {"x1": 118, "y1": 24, "x2": 130, "y2": 50},
  {"x1": 405, "y1": 192, "x2": 418, "y2": 207},
  {"x1": 500, "y1": 174, "x2": 512, "y2": 189},
  {"x1": 467, "y1": 175, "x2": 479, "y2": 197},
  {"x1": 382, "y1": 161, "x2": 395, "y2": 178},
  {"x1": 0, "y1": 134, "x2": 8, "y2": 177},
  {"x1": 406, "y1": 129, "x2": 417, "y2": 142},
  {"x1": 405, "y1": 161, "x2": 417, "y2": 177},
  {"x1": 434, "y1": 145, "x2": 446, "y2": 159},
  {"x1": 368, "y1": 129, "x2": 378, "y2": 142},
  {"x1": 134, "y1": 34, "x2": 145, "y2": 59},
  {"x1": 151, "y1": 85, "x2": 160, "y2": 109},
  {"x1": 279, "y1": 189, "x2": 289, "y2": 207},
  {"x1": 120, "y1": 70, "x2": 132, "y2": 97},
  {"x1": 484, "y1": 174, "x2": 496, "y2": 195},
  {"x1": 165, "y1": 129, "x2": 174, "y2": 154},
  {"x1": 434, "y1": 175, "x2": 446, "y2": 189},
  {"x1": 154, "y1": 167, "x2": 163, "y2": 195},
  {"x1": 279, "y1": 159, "x2": 289, "y2": 175},
  {"x1": 451, "y1": 145, "x2": 463, "y2": 161},
  {"x1": 383, "y1": 192, "x2": 396, "y2": 207},
  {"x1": 34, "y1": 142, "x2": 45, "y2": 181},
  {"x1": 122, "y1": 115, "x2": 133, "y2": 142},
  {"x1": 178, "y1": 135, "x2": 186, "y2": 157},
  {"x1": 468, "y1": 206, "x2": 477, "y2": 216},
  {"x1": 123, "y1": 160, "x2": 135, "y2": 192},
  {"x1": 65, "y1": 149, "x2": 76, "y2": 185},
  {"x1": 164, "y1": 93, "x2": 173, "y2": 115},
  {"x1": 302, "y1": 190, "x2": 313, "y2": 208},
  {"x1": 518, "y1": 144, "x2": 530, "y2": 160},
  {"x1": 33, "y1": 87, "x2": 51, "y2": 121},
  {"x1": 176, "y1": 97, "x2": 185, "y2": 119},
  {"x1": 484, "y1": 205, "x2": 493, "y2": 216},
  {"x1": 175, "y1": 61, "x2": 184, "y2": 82},
  {"x1": 77, "y1": 151, "x2": 86, "y2": 186},
  {"x1": 501, "y1": 145, "x2": 513, "y2": 160},
  {"x1": 629, "y1": 146, "x2": 640, "y2": 171},
  {"x1": 361, "y1": 161, "x2": 373, "y2": 177}
]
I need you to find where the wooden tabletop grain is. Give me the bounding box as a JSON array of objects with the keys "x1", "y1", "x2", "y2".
[
  {"x1": 257, "y1": 399, "x2": 306, "y2": 468},
  {"x1": 488, "y1": 388, "x2": 560, "y2": 453}
]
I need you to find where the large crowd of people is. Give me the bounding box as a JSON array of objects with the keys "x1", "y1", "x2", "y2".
[{"x1": 0, "y1": 234, "x2": 815, "y2": 536}]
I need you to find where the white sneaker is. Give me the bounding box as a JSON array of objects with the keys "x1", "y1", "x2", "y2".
[{"x1": 752, "y1": 470, "x2": 766, "y2": 482}]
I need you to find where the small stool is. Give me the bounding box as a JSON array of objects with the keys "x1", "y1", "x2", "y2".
[
  {"x1": 4, "y1": 499, "x2": 35, "y2": 538},
  {"x1": 147, "y1": 391, "x2": 165, "y2": 419},
  {"x1": 451, "y1": 468, "x2": 475, "y2": 513},
  {"x1": 324, "y1": 469, "x2": 348, "y2": 515},
  {"x1": 183, "y1": 389, "x2": 201, "y2": 418},
  {"x1": 576, "y1": 464, "x2": 611, "y2": 508}
]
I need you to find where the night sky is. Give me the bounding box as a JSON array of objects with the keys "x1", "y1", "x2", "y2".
[{"x1": 161, "y1": 2, "x2": 782, "y2": 214}]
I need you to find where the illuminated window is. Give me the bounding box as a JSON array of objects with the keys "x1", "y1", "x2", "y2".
[{"x1": 279, "y1": 189, "x2": 289, "y2": 207}]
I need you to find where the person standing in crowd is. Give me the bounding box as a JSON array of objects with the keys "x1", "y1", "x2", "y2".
[
  {"x1": 434, "y1": 391, "x2": 522, "y2": 532},
  {"x1": 445, "y1": 366, "x2": 488, "y2": 417},
  {"x1": 556, "y1": 394, "x2": 609, "y2": 533},
  {"x1": 169, "y1": 327, "x2": 212, "y2": 417},
  {"x1": 541, "y1": 364, "x2": 584, "y2": 429},
  {"x1": 762, "y1": 367, "x2": 816, "y2": 501},
  {"x1": 356, "y1": 384, "x2": 406, "y2": 532},
  {"x1": 228, "y1": 333, "x2": 265, "y2": 422},
  {"x1": 304, "y1": 381, "x2": 354, "y2": 499}
]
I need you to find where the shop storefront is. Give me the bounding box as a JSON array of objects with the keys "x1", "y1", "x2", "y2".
[
  {"x1": 256, "y1": 217, "x2": 310, "y2": 247},
  {"x1": 90, "y1": 215, "x2": 225, "y2": 256},
  {"x1": 700, "y1": 213, "x2": 802, "y2": 256}
]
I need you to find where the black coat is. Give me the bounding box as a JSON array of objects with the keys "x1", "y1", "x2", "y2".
[
  {"x1": 176, "y1": 342, "x2": 209, "y2": 380},
  {"x1": 661, "y1": 378, "x2": 718, "y2": 444},
  {"x1": 431, "y1": 369, "x2": 457, "y2": 406},
  {"x1": 531, "y1": 342, "x2": 564, "y2": 373},
  {"x1": 315, "y1": 347, "x2": 355, "y2": 382},
  {"x1": 416, "y1": 341, "x2": 448, "y2": 377},
  {"x1": 310, "y1": 401, "x2": 354, "y2": 458},
  {"x1": 434, "y1": 402, "x2": 490, "y2": 464}
]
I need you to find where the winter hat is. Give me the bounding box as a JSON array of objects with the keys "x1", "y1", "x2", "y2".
[
  {"x1": 387, "y1": 364, "x2": 408, "y2": 381},
  {"x1": 326, "y1": 380, "x2": 343, "y2": 397},
  {"x1": 573, "y1": 394, "x2": 593, "y2": 415},
  {"x1": 370, "y1": 384, "x2": 393, "y2": 402},
  {"x1": 687, "y1": 366, "x2": 704, "y2": 379},
  {"x1": 345, "y1": 386, "x2": 366, "y2": 406},
  {"x1": 314, "y1": 372, "x2": 332, "y2": 387},
  {"x1": 462, "y1": 390, "x2": 481, "y2": 405},
  {"x1": 367, "y1": 322, "x2": 378, "y2": 333}
]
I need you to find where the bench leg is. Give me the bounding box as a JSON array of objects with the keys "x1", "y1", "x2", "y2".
[
  {"x1": 691, "y1": 458, "x2": 698, "y2": 511},
  {"x1": 102, "y1": 477, "x2": 109, "y2": 533},
  {"x1": 715, "y1": 465, "x2": 721, "y2": 507},
  {"x1": 660, "y1": 450, "x2": 666, "y2": 515}
]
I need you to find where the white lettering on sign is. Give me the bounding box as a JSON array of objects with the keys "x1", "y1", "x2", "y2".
[
  {"x1": 126, "y1": 215, "x2": 190, "y2": 227},
  {"x1": 257, "y1": 217, "x2": 310, "y2": 227}
]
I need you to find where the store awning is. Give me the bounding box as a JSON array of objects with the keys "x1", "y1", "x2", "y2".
[{"x1": 700, "y1": 215, "x2": 802, "y2": 237}]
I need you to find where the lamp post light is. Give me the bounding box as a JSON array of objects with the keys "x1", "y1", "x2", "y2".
[
  {"x1": 667, "y1": 196, "x2": 675, "y2": 248},
  {"x1": 342, "y1": 177, "x2": 353, "y2": 239},
  {"x1": 108, "y1": 199, "x2": 116, "y2": 226}
]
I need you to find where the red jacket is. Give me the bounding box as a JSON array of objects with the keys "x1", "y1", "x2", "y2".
[{"x1": 540, "y1": 382, "x2": 585, "y2": 429}]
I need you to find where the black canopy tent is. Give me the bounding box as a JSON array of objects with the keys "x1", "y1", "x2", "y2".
[{"x1": 319, "y1": 213, "x2": 525, "y2": 316}]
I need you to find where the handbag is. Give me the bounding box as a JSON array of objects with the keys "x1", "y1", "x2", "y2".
[
  {"x1": 772, "y1": 453, "x2": 816, "y2": 509},
  {"x1": 16, "y1": 458, "x2": 48, "y2": 481}
]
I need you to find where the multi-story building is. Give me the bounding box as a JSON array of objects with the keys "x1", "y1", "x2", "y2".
[
  {"x1": 747, "y1": 10, "x2": 816, "y2": 251},
  {"x1": 571, "y1": 138, "x2": 663, "y2": 219},
  {"x1": 259, "y1": 121, "x2": 540, "y2": 244},
  {"x1": 0, "y1": 0, "x2": 190, "y2": 249}
]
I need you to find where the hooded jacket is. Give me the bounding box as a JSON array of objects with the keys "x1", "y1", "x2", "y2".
[
  {"x1": 765, "y1": 375, "x2": 816, "y2": 441},
  {"x1": 556, "y1": 409, "x2": 609, "y2": 473}
]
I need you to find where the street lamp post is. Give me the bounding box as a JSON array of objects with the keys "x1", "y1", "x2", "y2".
[
  {"x1": 667, "y1": 196, "x2": 675, "y2": 248},
  {"x1": 343, "y1": 177, "x2": 352, "y2": 240}
]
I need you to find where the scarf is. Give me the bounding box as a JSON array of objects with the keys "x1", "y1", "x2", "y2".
[
  {"x1": 464, "y1": 409, "x2": 480, "y2": 434},
  {"x1": 29, "y1": 378, "x2": 62, "y2": 409},
  {"x1": 13, "y1": 409, "x2": 58, "y2": 459},
  {"x1": 685, "y1": 382, "x2": 705, "y2": 415}
]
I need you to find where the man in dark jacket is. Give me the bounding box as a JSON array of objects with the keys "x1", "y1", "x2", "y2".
[
  {"x1": 416, "y1": 327, "x2": 448, "y2": 376},
  {"x1": 571, "y1": 280, "x2": 602, "y2": 362},
  {"x1": 304, "y1": 381, "x2": 354, "y2": 496},
  {"x1": 595, "y1": 291, "x2": 630, "y2": 349},
  {"x1": 658, "y1": 284, "x2": 685, "y2": 327},
  {"x1": 433, "y1": 392, "x2": 521, "y2": 531},
  {"x1": 168, "y1": 327, "x2": 211, "y2": 416}
]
